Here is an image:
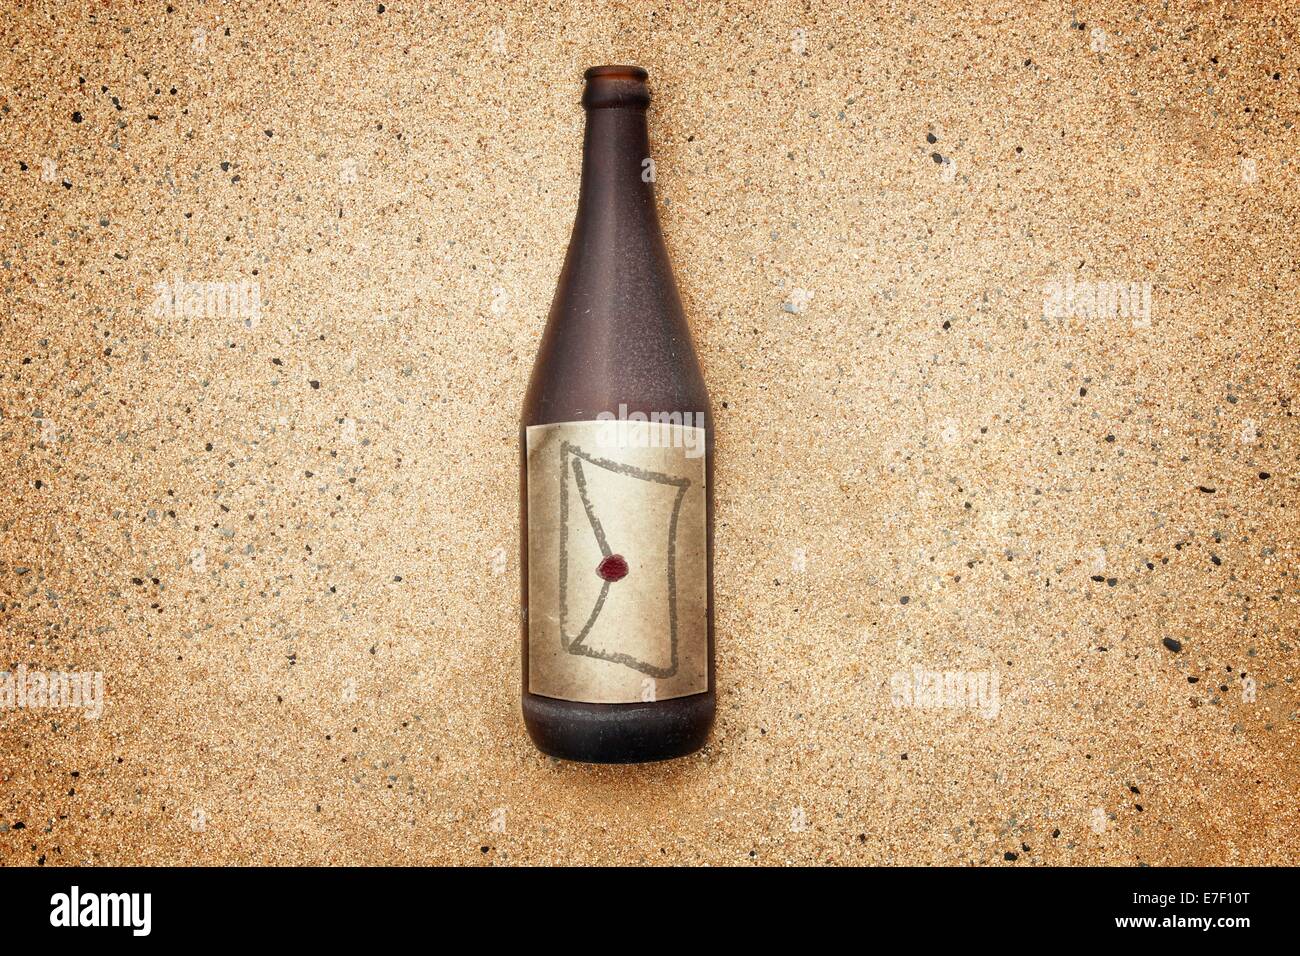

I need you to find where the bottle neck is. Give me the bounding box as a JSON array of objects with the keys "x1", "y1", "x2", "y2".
[{"x1": 574, "y1": 106, "x2": 658, "y2": 234}]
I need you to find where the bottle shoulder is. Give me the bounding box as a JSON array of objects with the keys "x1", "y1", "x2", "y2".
[{"x1": 522, "y1": 308, "x2": 710, "y2": 427}]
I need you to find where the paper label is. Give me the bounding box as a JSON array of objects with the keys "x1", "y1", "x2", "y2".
[{"x1": 526, "y1": 420, "x2": 708, "y2": 703}]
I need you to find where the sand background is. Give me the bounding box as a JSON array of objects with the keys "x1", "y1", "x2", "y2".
[{"x1": 1, "y1": 1, "x2": 1297, "y2": 865}]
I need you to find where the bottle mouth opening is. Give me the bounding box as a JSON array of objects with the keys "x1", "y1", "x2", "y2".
[
  {"x1": 584, "y1": 65, "x2": 648, "y2": 82},
  {"x1": 583, "y1": 65, "x2": 651, "y2": 109}
]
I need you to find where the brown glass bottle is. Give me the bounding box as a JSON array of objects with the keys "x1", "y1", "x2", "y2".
[{"x1": 520, "y1": 66, "x2": 714, "y2": 763}]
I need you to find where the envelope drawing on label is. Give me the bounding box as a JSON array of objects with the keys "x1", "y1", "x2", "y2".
[{"x1": 558, "y1": 440, "x2": 690, "y2": 679}]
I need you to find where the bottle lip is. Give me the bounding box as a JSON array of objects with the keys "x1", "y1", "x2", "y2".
[
  {"x1": 582, "y1": 65, "x2": 651, "y2": 110},
  {"x1": 584, "y1": 65, "x2": 648, "y2": 81}
]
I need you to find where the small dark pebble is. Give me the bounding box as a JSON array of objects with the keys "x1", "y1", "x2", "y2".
[
  {"x1": 1162, "y1": 637, "x2": 1182, "y2": 653},
  {"x1": 1004, "y1": 851, "x2": 1018, "y2": 861}
]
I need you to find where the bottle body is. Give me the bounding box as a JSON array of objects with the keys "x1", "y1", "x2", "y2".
[{"x1": 520, "y1": 66, "x2": 714, "y2": 763}]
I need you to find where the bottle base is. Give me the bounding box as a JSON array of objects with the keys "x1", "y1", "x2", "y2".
[{"x1": 522, "y1": 691, "x2": 714, "y2": 764}]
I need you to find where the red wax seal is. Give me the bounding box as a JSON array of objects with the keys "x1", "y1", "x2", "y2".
[{"x1": 596, "y1": 554, "x2": 629, "y2": 582}]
